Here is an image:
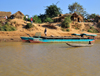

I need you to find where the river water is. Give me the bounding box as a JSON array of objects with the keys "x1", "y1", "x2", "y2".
[{"x1": 0, "y1": 40, "x2": 100, "y2": 76}]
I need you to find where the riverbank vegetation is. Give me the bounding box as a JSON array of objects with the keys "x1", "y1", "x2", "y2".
[{"x1": 0, "y1": 22, "x2": 16, "y2": 31}]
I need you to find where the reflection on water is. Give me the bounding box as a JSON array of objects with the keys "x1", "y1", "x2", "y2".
[{"x1": 0, "y1": 40, "x2": 100, "y2": 76}]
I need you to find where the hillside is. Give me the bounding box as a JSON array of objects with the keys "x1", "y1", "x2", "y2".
[{"x1": 0, "y1": 18, "x2": 100, "y2": 42}]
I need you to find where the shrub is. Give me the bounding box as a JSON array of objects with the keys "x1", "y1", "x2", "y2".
[
  {"x1": 14, "y1": 21, "x2": 16, "y2": 24},
  {"x1": 78, "y1": 24, "x2": 82, "y2": 27},
  {"x1": 11, "y1": 26, "x2": 16, "y2": 31},
  {"x1": 46, "y1": 24, "x2": 57, "y2": 29},
  {"x1": 0, "y1": 24, "x2": 16, "y2": 31},
  {"x1": 6, "y1": 22, "x2": 10, "y2": 25},
  {"x1": 90, "y1": 26, "x2": 94, "y2": 29},
  {"x1": 0, "y1": 25, "x2": 4, "y2": 31},
  {"x1": 44, "y1": 17, "x2": 53, "y2": 22},
  {"x1": 66, "y1": 29, "x2": 70, "y2": 32},
  {"x1": 61, "y1": 28, "x2": 65, "y2": 31},
  {"x1": 88, "y1": 29, "x2": 92, "y2": 32},
  {"x1": 26, "y1": 23, "x2": 33, "y2": 29},
  {"x1": 0, "y1": 23, "x2": 2, "y2": 26},
  {"x1": 33, "y1": 15, "x2": 42, "y2": 23},
  {"x1": 61, "y1": 15, "x2": 71, "y2": 28},
  {"x1": 0, "y1": 27, "x2": 5, "y2": 31},
  {"x1": 93, "y1": 29, "x2": 99, "y2": 33},
  {"x1": 75, "y1": 27, "x2": 79, "y2": 30}
]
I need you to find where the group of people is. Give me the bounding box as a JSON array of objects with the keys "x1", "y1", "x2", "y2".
[{"x1": 25, "y1": 15, "x2": 33, "y2": 24}]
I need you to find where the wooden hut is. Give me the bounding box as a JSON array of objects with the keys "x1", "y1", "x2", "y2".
[
  {"x1": 52, "y1": 13, "x2": 84, "y2": 22},
  {"x1": 52, "y1": 14, "x2": 72, "y2": 22},
  {"x1": 11, "y1": 11, "x2": 24, "y2": 19},
  {"x1": 0, "y1": 11, "x2": 11, "y2": 20},
  {"x1": 71, "y1": 13, "x2": 84, "y2": 22},
  {"x1": 78, "y1": 15, "x2": 84, "y2": 22}
]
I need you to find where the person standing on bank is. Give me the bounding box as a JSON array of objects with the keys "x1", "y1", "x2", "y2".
[
  {"x1": 26, "y1": 15, "x2": 28, "y2": 22},
  {"x1": 89, "y1": 41, "x2": 91, "y2": 44},
  {"x1": 44, "y1": 28, "x2": 47, "y2": 36},
  {"x1": 31, "y1": 17, "x2": 33, "y2": 24}
]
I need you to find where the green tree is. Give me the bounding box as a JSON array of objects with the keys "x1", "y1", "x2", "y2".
[
  {"x1": 61, "y1": 15, "x2": 71, "y2": 28},
  {"x1": 44, "y1": 17, "x2": 53, "y2": 22},
  {"x1": 68, "y1": 2, "x2": 85, "y2": 15},
  {"x1": 38, "y1": 14, "x2": 46, "y2": 22},
  {"x1": 45, "y1": 4, "x2": 62, "y2": 18},
  {"x1": 26, "y1": 23, "x2": 33, "y2": 29},
  {"x1": 33, "y1": 15, "x2": 42, "y2": 23},
  {"x1": 87, "y1": 14, "x2": 97, "y2": 19}
]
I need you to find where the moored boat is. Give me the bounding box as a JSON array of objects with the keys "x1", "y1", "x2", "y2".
[
  {"x1": 66, "y1": 43, "x2": 93, "y2": 47},
  {"x1": 20, "y1": 33, "x2": 97, "y2": 43},
  {"x1": 20, "y1": 37, "x2": 33, "y2": 42},
  {"x1": 28, "y1": 37, "x2": 94, "y2": 43},
  {"x1": 20, "y1": 37, "x2": 29, "y2": 42}
]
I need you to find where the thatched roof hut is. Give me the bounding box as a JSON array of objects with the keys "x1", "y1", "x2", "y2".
[
  {"x1": 0, "y1": 11, "x2": 11, "y2": 21},
  {"x1": 11, "y1": 11, "x2": 24, "y2": 19},
  {"x1": 78, "y1": 15, "x2": 84, "y2": 22},
  {"x1": 0, "y1": 11, "x2": 11, "y2": 17},
  {"x1": 52, "y1": 14, "x2": 72, "y2": 22},
  {"x1": 71, "y1": 13, "x2": 84, "y2": 22},
  {"x1": 52, "y1": 13, "x2": 84, "y2": 22}
]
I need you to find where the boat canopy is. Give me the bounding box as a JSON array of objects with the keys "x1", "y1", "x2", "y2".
[
  {"x1": 81, "y1": 33, "x2": 97, "y2": 36},
  {"x1": 72, "y1": 33, "x2": 97, "y2": 36},
  {"x1": 71, "y1": 33, "x2": 81, "y2": 36}
]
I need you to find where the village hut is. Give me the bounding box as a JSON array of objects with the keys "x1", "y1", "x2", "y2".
[
  {"x1": 71, "y1": 13, "x2": 78, "y2": 21},
  {"x1": 52, "y1": 13, "x2": 84, "y2": 22},
  {"x1": 71, "y1": 13, "x2": 84, "y2": 22},
  {"x1": 78, "y1": 15, "x2": 84, "y2": 22},
  {"x1": 10, "y1": 11, "x2": 24, "y2": 19},
  {"x1": 94, "y1": 16, "x2": 100, "y2": 23},
  {"x1": 52, "y1": 14, "x2": 72, "y2": 22},
  {"x1": 0, "y1": 11, "x2": 11, "y2": 20}
]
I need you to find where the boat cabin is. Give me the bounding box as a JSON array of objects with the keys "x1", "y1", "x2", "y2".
[{"x1": 72, "y1": 33, "x2": 97, "y2": 39}]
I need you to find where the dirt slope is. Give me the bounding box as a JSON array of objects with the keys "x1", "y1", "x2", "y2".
[{"x1": 0, "y1": 19, "x2": 99, "y2": 42}]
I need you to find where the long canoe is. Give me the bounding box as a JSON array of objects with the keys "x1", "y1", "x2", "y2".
[
  {"x1": 20, "y1": 36, "x2": 95, "y2": 43},
  {"x1": 66, "y1": 43, "x2": 93, "y2": 47}
]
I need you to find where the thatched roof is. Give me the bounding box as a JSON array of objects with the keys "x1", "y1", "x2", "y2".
[
  {"x1": 72, "y1": 13, "x2": 78, "y2": 17},
  {"x1": 52, "y1": 14, "x2": 72, "y2": 19},
  {"x1": 13, "y1": 11, "x2": 24, "y2": 17},
  {"x1": 52, "y1": 17, "x2": 60, "y2": 19},
  {"x1": 78, "y1": 15, "x2": 84, "y2": 20},
  {"x1": 0, "y1": 11, "x2": 11, "y2": 17},
  {"x1": 52, "y1": 13, "x2": 84, "y2": 22}
]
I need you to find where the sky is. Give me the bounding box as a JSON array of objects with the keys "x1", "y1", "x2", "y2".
[{"x1": 0, "y1": 0, "x2": 100, "y2": 17}]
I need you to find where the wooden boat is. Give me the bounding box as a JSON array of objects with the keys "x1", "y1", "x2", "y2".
[
  {"x1": 20, "y1": 37, "x2": 29, "y2": 42},
  {"x1": 20, "y1": 36, "x2": 95, "y2": 43},
  {"x1": 20, "y1": 32, "x2": 97, "y2": 43},
  {"x1": 28, "y1": 37, "x2": 95, "y2": 43},
  {"x1": 66, "y1": 43, "x2": 93, "y2": 47}
]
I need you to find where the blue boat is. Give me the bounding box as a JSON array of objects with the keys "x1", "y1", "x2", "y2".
[
  {"x1": 20, "y1": 37, "x2": 33, "y2": 42},
  {"x1": 28, "y1": 37, "x2": 94, "y2": 43},
  {"x1": 20, "y1": 33, "x2": 96, "y2": 43}
]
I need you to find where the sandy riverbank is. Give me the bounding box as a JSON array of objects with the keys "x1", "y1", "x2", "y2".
[
  {"x1": 0, "y1": 19, "x2": 100, "y2": 42},
  {"x1": 0, "y1": 31, "x2": 100, "y2": 42}
]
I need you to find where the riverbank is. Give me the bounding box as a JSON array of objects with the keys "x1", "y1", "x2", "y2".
[
  {"x1": 0, "y1": 19, "x2": 100, "y2": 42},
  {"x1": 0, "y1": 31, "x2": 100, "y2": 42}
]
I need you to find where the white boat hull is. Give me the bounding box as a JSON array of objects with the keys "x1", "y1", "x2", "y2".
[{"x1": 66, "y1": 43, "x2": 93, "y2": 47}]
